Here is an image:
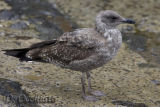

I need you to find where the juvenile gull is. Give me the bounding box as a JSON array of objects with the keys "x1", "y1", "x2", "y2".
[{"x1": 2, "y1": 10, "x2": 135, "y2": 101}]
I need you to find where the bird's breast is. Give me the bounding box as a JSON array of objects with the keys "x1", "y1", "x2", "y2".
[{"x1": 97, "y1": 29, "x2": 122, "y2": 61}]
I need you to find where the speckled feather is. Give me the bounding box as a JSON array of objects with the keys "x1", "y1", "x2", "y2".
[{"x1": 26, "y1": 28, "x2": 103, "y2": 66}]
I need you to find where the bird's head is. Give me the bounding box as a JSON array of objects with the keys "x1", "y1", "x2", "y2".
[{"x1": 96, "y1": 10, "x2": 135, "y2": 30}]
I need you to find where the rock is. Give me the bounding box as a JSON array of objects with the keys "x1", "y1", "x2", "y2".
[
  {"x1": 10, "y1": 21, "x2": 29, "y2": 30},
  {"x1": 0, "y1": 10, "x2": 19, "y2": 20},
  {"x1": 0, "y1": 32, "x2": 5, "y2": 37},
  {"x1": 112, "y1": 100, "x2": 148, "y2": 107},
  {"x1": 0, "y1": 78, "x2": 40, "y2": 107},
  {"x1": 3, "y1": 0, "x2": 77, "y2": 40},
  {"x1": 122, "y1": 33, "x2": 147, "y2": 51},
  {"x1": 0, "y1": 24, "x2": 3, "y2": 28},
  {"x1": 18, "y1": 67, "x2": 32, "y2": 71},
  {"x1": 151, "y1": 80, "x2": 160, "y2": 85}
]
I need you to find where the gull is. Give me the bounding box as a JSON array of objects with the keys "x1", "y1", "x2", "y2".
[{"x1": 2, "y1": 10, "x2": 135, "y2": 101}]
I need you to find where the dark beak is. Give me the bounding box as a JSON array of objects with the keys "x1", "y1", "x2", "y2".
[{"x1": 122, "y1": 19, "x2": 135, "y2": 24}]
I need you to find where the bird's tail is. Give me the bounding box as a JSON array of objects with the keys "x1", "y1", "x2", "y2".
[{"x1": 2, "y1": 48, "x2": 30, "y2": 61}]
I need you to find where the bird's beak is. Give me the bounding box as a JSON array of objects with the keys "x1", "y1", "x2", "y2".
[{"x1": 121, "y1": 19, "x2": 135, "y2": 24}]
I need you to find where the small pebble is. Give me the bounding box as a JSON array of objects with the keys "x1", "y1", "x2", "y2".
[
  {"x1": 18, "y1": 67, "x2": 32, "y2": 70},
  {"x1": 0, "y1": 32, "x2": 5, "y2": 36},
  {"x1": 0, "y1": 24, "x2": 3, "y2": 28},
  {"x1": 10, "y1": 21, "x2": 28, "y2": 30},
  {"x1": 55, "y1": 82, "x2": 61, "y2": 87},
  {"x1": 151, "y1": 80, "x2": 160, "y2": 85}
]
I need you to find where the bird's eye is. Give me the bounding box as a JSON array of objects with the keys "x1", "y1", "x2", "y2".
[
  {"x1": 101, "y1": 15, "x2": 118, "y2": 23},
  {"x1": 110, "y1": 16, "x2": 118, "y2": 20}
]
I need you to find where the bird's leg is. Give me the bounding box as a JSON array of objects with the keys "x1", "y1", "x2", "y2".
[
  {"x1": 86, "y1": 71, "x2": 92, "y2": 92},
  {"x1": 86, "y1": 71, "x2": 106, "y2": 97},
  {"x1": 81, "y1": 72, "x2": 86, "y2": 97},
  {"x1": 81, "y1": 72, "x2": 98, "y2": 101}
]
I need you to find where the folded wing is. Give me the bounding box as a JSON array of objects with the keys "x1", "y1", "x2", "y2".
[{"x1": 26, "y1": 29, "x2": 98, "y2": 65}]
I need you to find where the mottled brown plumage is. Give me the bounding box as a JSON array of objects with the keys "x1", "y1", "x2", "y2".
[
  {"x1": 2, "y1": 10, "x2": 135, "y2": 101},
  {"x1": 30, "y1": 29, "x2": 100, "y2": 65}
]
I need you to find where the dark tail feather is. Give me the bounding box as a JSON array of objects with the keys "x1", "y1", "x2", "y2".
[{"x1": 2, "y1": 48, "x2": 31, "y2": 61}]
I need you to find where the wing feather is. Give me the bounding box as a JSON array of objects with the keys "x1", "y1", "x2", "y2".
[{"x1": 26, "y1": 29, "x2": 98, "y2": 65}]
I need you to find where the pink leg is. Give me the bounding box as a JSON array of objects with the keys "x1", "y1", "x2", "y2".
[
  {"x1": 86, "y1": 71, "x2": 106, "y2": 97},
  {"x1": 81, "y1": 72, "x2": 98, "y2": 101}
]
